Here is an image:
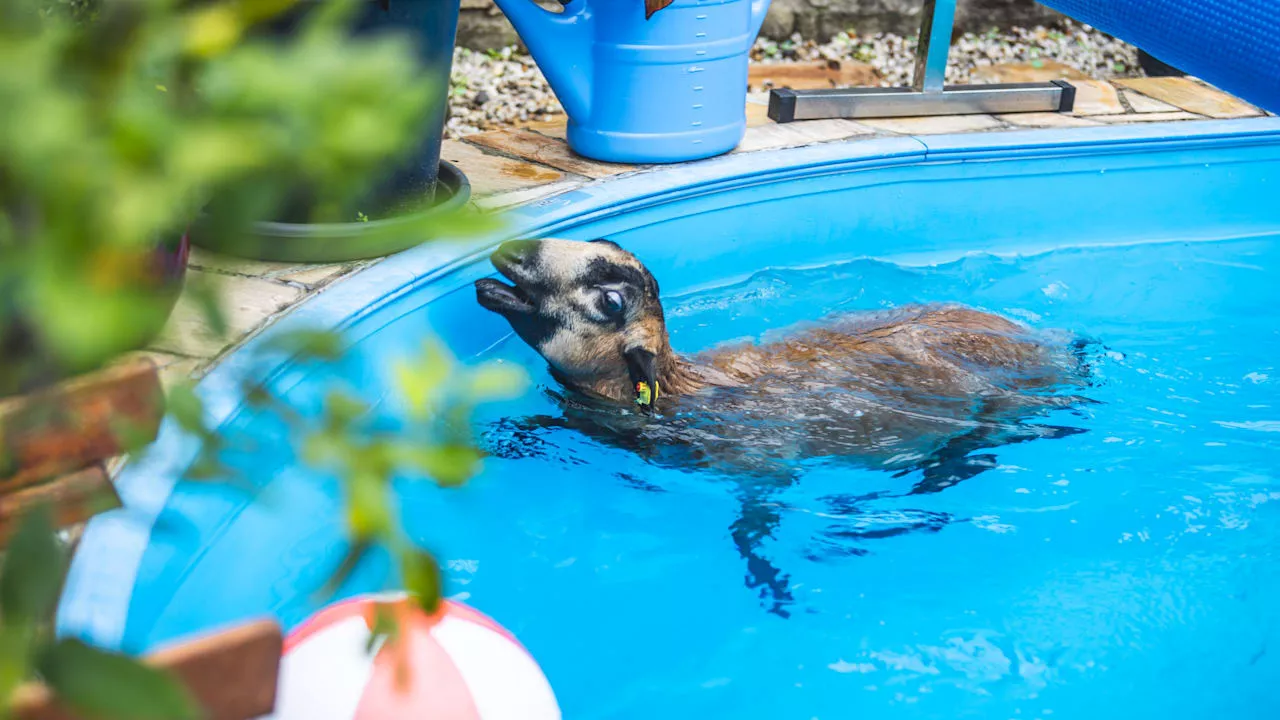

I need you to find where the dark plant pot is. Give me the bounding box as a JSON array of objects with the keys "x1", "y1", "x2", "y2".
[
  {"x1": 189, "y1": 160, "x2": 471, "y2": 264},
  {"x1": 262, "y1": 0, "x2": 462, "y2": 203},
  {"x1": 1, "y1": 232, "x2": 190, "y2": 398},
  {"x1": 156, "y1": 231, "x2": 193, "y2": 288}
]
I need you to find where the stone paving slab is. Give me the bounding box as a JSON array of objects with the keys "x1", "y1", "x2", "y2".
[
  {"x1": 1115, "y1": 77, "x2": 1263, "y2": 119},
  {"x1": 466, "y1": 129, "x2": 635, "y2": 179},
  {"x1": 858, "y1": 114, "x2": 1008, "y2": 135},
  {"x1": 995, "y1": 112, "x2": 1102, "y2": 128},
  {"x1": 733, "y1": 118, "x2": 873, "y2": 153},
  {"x1": 746, "y1": 100, "x2": 773, "y2": 128},
  {"x1": 1092, "y1": 110, "x2": 1204, "y2": 124},
  {"x1": 124, "y1": 351, "x2": 205, "y2": 391},
  {"x1": 517, "y1": 118, "x2": 569, "y2": 140},
  {"x1": 440, "y1": 139, "x2": 569, "y2": 195},
  {"x1": 189, "y1": 248, "x2": 356, "y2": 291},
  {"x1": 1069, "y1": 80, "x2": 1126, "y2": 116},
  {"x1": 1120, "y1": 88, "x2": 1179, "y2": 114},
  {"x1": 152, "y1": 269, "x2": 303, "y2": 359},
  {"x1": 472, "y1": 178, "x2": 586, "y2": 212}
]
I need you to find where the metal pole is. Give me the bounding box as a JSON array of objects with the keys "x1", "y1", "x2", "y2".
[
  {"x1": 766, "y1": 0, "x2": 1076, "y2": 123},
  {"x1": 913, "y1": 0, "x2": 956, "y2": 94}
]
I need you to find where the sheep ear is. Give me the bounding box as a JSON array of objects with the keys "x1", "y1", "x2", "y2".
[
  {"x1": 589, "y1": 238, "x2": 621, "y2": 249},
  {"x1": 623, "y1": 347, "x2": 659, "y2": 408}
]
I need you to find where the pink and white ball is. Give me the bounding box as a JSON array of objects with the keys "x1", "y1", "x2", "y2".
[{"x1": 261, "y1": 592, "x2": 560, "y2": 720}]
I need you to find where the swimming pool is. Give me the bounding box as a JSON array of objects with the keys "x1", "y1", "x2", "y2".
[{"x1": 61, "y1": 118, "x2": 1280, "y2": 719}]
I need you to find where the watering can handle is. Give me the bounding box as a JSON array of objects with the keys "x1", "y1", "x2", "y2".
[
  {"x1": 749, "y1": 0, "x2": 770, "y2": 38},
  {"x1": 493, "y1": 0, "x2": 592, "y2": 121}
]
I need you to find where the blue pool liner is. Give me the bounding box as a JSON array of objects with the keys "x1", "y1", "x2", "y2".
[{"x1": 1041, "y1": 0, "x2": 1280, "y2": 113}]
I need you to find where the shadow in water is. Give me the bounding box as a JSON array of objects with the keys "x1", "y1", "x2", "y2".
[
  {"x1": 483, "y1": 334, "x2": 1104, "y2": 617},
  {"x1": 484, "y1": 390, "x2": 1092, "y2": 618}
]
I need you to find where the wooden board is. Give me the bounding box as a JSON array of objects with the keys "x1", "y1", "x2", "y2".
[
  {"x1": 748, "y1": 60, "x2": 882, "y2": 91},
  {"x1": 0, "y1": 465, "x2": 119, "y2": 542},
  {"x1": 12, "y1": 619, "x2": 283, "y2": 720},
  {"x1": 969, "y1": 61, "x2": 1089, "y2": 84},
  {"x1": 1, "y1": 358, "x2": 164, "y2": 491}
]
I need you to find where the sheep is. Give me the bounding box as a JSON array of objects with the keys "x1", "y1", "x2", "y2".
[{"x1": 476, "y1": 237, "x2": 1093, "y2": 615}]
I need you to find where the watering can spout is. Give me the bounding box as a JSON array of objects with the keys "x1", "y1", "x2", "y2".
[{"x1": 492, "y1": 0, "x2": 593, "y2": 122}]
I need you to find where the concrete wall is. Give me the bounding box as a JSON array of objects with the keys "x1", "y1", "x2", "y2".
[{"x1": 456, "y1": 0, "x2": 1066, "y2": 50}]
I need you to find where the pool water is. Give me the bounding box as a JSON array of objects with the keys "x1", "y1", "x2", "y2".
[{"x1": 423, "y1": 235, "x2": 1280, "y2": 720}]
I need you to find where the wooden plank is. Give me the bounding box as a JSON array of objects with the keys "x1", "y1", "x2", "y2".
[
  {"x1": 12, "y1": 619, "x2": 283, "y2": 720},
  {"x1": 748, "y1": 60, "x2": 881, "y2": 91},
  {"x1": 1116, "y1": 77, "x2": 1262, "y2": 119},
  {"x1": 969, "y1": 61, "x2": 1089, "y2": 84},
  {"x1": 465, "y1": 129, "x2": 635, "y2": 179},
  {"x1": 1, "y1": 358, "x2": 163, "y2": 491},
  {"x1": 148, "y1": 620, "x2": 283, "y2": 720},
  {"x1": 0, "y1": 465, "x2": 119, "y2": 542}
]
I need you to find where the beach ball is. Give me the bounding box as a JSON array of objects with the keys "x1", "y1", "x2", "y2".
[{"x1": 263, "y1": 592, "x2": 560, "y2": 720}]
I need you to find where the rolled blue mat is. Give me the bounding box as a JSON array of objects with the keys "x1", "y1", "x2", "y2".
[{"x1": 1039, "y1": 0, "x2": 1279, "y2": 113}]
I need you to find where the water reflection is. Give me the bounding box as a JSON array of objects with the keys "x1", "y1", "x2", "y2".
[{"x1": 484, "y1": 330, "x2": 1102, "y2": 617}]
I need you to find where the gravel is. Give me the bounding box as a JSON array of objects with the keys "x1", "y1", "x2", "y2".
[
  {"x1": 446, "y1": 45, "x2": 561, "y2": 138},
  {"x1": 445, "y1": 20, "x2": 1143, "y2": 138},
  {"x1": 751, "y1": 19, "x2": 1143, "y2": 86}
]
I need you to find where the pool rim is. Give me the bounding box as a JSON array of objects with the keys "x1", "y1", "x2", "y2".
[{"x1": 57, "y1": 116, "x2": 1280, "y2": 650}]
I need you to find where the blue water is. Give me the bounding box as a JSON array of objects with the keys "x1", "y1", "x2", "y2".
[
  {"x1": 113, "y1": 234, "x2": 1280, "y2": 720},
  {"x1": 409, "y1": 236, "x2": 1280, "y2": 720}
]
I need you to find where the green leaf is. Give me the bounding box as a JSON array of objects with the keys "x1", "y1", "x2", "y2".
[
  {"x1": 395, "y1": 339, "x2": 454, "y2": 416},
  {"x1": 299, "y1": 431, "x2": 339, "y2": 467},
  {"x1": 325, "y1": 390, "x2": 368, "y2": 431},
  {"x1": 465, "y1": 362, "x2": 527, "y2": 401},
  {"x1": 0, "y1": 505, "x2": 65, "y2": 625},
  {"x1": 165, "y1": 383, "x2": 206, "y2": 436},
  {"x1": 38, "y1": 639, "x2": 199, "y2": 720},
  {"x1": 184, "y1": 276, "x2": 227, "y2": 339},
  {"x1": 108, "y1": 413, "x2": 155, "y2": 455},
  {"x1": 365, "y1": 600, "x2": 399, "y2": 654},
  {"x1": 346, "y1": 470, "x2": 390, "y2": 539},
  {"x1": 264, "y1": 329, "x2": 346, "y2": 362},
  {"x1": 402, "y1": 444, "x2": 482, "y2": 487},
  {"x1": 401, "y1": 549, "x2": 442, "y2": 615},
  {"x1": 317, "y1": 540, "x2": 370, "y2": 601},
  {"x1": 184, "y1": 453, "x2": 229, "y2": 481},
  {"x1": 0, "y1": 623, "x2": 35, "y2": 719}
]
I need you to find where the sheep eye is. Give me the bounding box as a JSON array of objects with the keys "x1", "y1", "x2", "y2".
[{"x1": 602, "y1": 289, "x2": 625, "y2": 315}]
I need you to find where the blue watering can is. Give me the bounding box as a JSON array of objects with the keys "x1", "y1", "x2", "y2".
[{"x1": 494, "y1": 0, "x2": 771, "y2": 163}]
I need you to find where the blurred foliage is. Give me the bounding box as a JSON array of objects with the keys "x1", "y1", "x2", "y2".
[
  {"x1": 1, "y1": 507, "x2": 200, "y2": 720},
  {"x1": 1, "y1": 0, "x2": 525, "y2": 716},
  {"x1": 0, "y1": 0, "x2": 485, "y2": 394},
  {"x1": 253, "y1": 335, "x2": 525, "y2": 612}
]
